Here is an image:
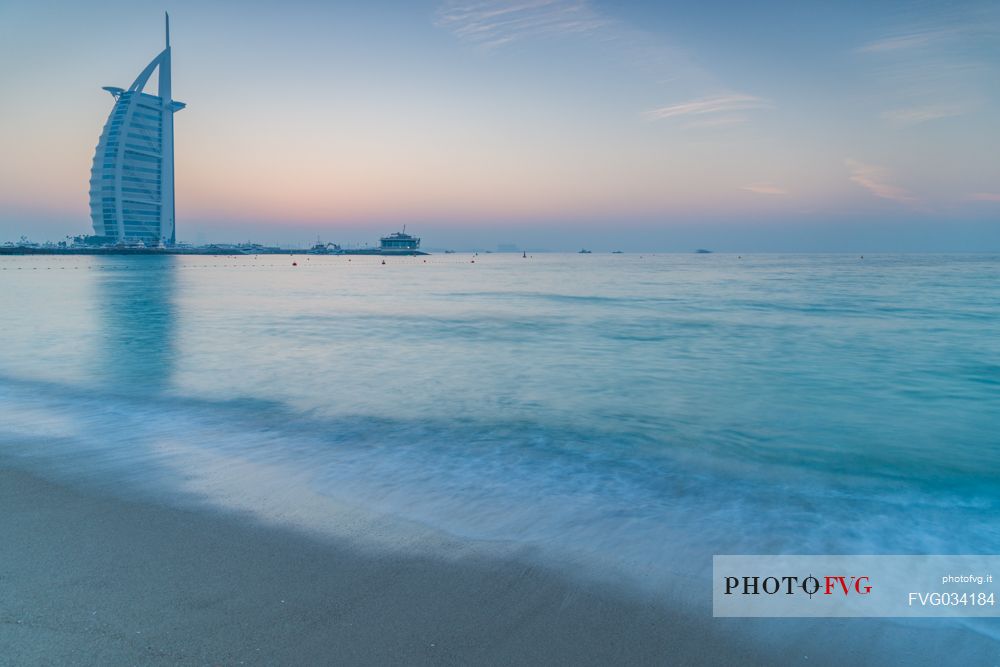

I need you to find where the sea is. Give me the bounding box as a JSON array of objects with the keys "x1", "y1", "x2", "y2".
[{"x1": 2, "y1": 252, "x2": 999, "y2": 641}]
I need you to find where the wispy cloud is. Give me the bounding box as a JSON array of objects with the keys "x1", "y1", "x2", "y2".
[
  {"x1": 856, "y1": 12, "x2": 999, "y2": 127},
  {"x1": 856, "y1": 30, "x2": 952, "y2": 53},
  {"x1": 436, "y1": 1, "x2": 607, "y2": 48},
  {"x1": 741, "y1": 183, "x2": 787, "y2": 196},
  {"x1": 971, "y1": 192, "x2": 1000, "y2": 202},
  {"x1": 857, "y1": 14, "x2": 1000, "y2": 55},
  {"x1": 644, "y1": 94, "x2": 770, "y2": 121},
  {"x1": 846, "y1": 159, "x2": 915, "y2": 205},
  {"x1": 437, "y1": 3, "x2": 765, "y2": 127},
  {"x1": 434, "y1": 0, "x2": 708, "y2": 84},
  {"x1": 881, "y1": 105, "x2": 965, "y2": 125}
]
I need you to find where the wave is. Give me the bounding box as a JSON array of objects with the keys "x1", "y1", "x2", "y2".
[{"x1": 3, "y1": 374, "x2": 999, "y2": 594}]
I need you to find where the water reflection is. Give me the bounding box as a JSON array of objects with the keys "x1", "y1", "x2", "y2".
[{"x1": 93, "y1": 256, "x2": 178, "y2": 392}]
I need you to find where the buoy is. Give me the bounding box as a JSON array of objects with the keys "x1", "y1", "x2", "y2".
[
  {"x1": 292, "y1": 261, "x2": 297, "y2": 266},
  {"x1": 381, "y1": 259, "x2": 386, "y2": 265}
]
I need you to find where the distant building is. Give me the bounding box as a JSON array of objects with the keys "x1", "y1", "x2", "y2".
[
  {"x1": 379, "y1": 229, "x2": 422, "y2": 253},
  {"x1": 89, "y1": 14, "x2": 185, "y2": 245}
]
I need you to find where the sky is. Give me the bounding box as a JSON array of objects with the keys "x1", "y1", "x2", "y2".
[{"x1": 0, "y1": 0, "x2": 998, "y2": 251}]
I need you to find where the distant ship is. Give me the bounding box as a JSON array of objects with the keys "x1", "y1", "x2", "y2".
[
  {"x1": 578, "y1": 249, "x2": 592, "y2": 254},
  {"x1": 612, "y1": 250, "x2": 624, "y2": 254},
  {"x1": 695, "y1": 249, "x2": 713, "y2": 254}
]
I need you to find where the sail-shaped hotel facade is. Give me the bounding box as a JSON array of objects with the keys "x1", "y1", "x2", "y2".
[{"x1": 89, "y1": 14, "x2": 185, "y2": 245}]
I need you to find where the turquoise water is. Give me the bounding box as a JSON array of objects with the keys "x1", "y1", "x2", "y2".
[{"x1": 1, "y1": 253, "x2": 999, "y2": 587}]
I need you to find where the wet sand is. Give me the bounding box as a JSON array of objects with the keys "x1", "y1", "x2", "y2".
[
  {"x1": 0, "y1": 467, "x2": 772, "y2": 666},
  {"x1": 2, "y1": 467, "x2": 996, "y2": 666}
]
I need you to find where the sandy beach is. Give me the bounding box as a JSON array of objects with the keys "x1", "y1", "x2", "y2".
[
  {"x1": 4, "y1": 466, "x2": 1000, "y2": 665},
  {"x1": 1, "y1": 467, "x2": 772, "y2": 666}
]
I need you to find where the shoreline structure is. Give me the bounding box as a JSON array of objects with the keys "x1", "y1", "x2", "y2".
[
  {"x1": 0, "y1": 244, "x2": 426, "y2": 256},
  {"x1": 1, "y1": 228, "x2": 428, "y2": 256}
]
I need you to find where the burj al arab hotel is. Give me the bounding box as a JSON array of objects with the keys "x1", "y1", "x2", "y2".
[{"x1": 88, "y1": 14, "x2": 185, "y2": 245}]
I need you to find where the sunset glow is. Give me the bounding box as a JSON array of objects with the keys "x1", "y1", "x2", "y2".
[{"x1": 1, "y1": 1, "x2": 998, "y2": 249}]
